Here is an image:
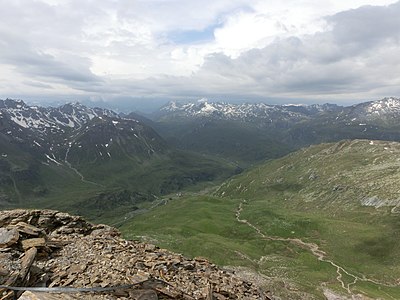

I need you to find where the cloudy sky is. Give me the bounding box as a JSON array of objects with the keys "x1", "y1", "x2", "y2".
[{"x1": 0, "y1": 0, "x2": 400, "y2": 110}]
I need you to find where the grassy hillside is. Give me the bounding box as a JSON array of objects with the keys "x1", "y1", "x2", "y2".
[
  {"x1": 121, "y1": 140, "x2": 400, "y2": 299},
  {"x1": 0, "y1": 147, "x2": 237, "y2": 224},
  {"x1": 217, "y1": 139, "x2": 400, "y2": 213}
]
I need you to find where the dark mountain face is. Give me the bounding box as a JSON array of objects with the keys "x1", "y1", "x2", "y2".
[
  {"x1": 0, "y1": 99, "x2": 121, "y2": 158},
  {"x1": 0, "y1": 99, "x2": 165, "y2": 162},
  {"x1": 64, "y1": 117, "x2": 168, "y2": 166}
]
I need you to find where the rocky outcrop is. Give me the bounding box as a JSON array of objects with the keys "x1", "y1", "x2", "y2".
[
  {"x1": 360, "y1": 196, "x2": 400, "y2": 212},
  {"x1": 0, "y1": 209, "x2": 265, "y2": 299}
]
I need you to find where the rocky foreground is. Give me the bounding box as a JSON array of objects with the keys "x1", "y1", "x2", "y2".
[{"x1": 0, "y1": 210, "x2": 266, "y2": 299}]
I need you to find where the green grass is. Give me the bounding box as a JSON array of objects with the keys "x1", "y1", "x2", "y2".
[
  {"x1": 71, "y1": 149, "x2": 237, "y2": 194},
  {"x1": 120, "y1": 140, "x2": 400, "y2": 299},
  {"x1": 0, "y1": 144, "x2": 237, "y2": 224},
  {"x1": 120, "y1": 194, "x2": 400, "y2": 299},
  {"x1": 122, "y1": 196, "x2": 260, "y2": 264}
]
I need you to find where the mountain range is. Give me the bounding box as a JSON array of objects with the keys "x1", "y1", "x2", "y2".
[
  {"x1": 150, "y1": 97, "x2": 400, "y2": 164},
  {"x1": 157, "y1": 98, "x2": 341, "y2": 121},
  {"x1": 2, "y1": 96, "x2": 400, "y2": 210},
  {"x1": 157, "y1": 97, "x2": 400, "y2": 123}
]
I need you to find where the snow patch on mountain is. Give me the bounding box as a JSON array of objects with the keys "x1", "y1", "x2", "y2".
[
  {"x1": 160, "y1": 98, "x2": 400, "y2": 126},
  {"x1": 0, "y1": 99, "x2": 119, "y2": 135},
  {"x1": 365, "y1": 97, "x2": 400, "y2": 115},
  {"x1": 160, "y1": 99, "x2": 340, "y2": 121}
]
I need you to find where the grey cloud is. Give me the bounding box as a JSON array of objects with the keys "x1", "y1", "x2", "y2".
[
  {"x1": 328, "y1": 1, "x2": 400, "y2": 46},
  {"x1": 0, "y1": 1, "x2": 87, "y2": 51},
  {"x1": 0, "y1": 31, "x2": 102, "y2": 84},
  {"x1": 22, "y1": 81, "x2": 54, "y2": 89}
]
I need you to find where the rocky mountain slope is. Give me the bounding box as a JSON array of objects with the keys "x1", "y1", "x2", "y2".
[
  {"x1": 341, "y1": 97, "x2": 400, "y2": 124},
  {"x1": 0, "y1": 209, "x2": 265, "y2": 299},
  {"x1": 0, "y1": 99, "x2": 117, "y2": 135},
  {"x1": 0, "y1": 98, "x2": 157, "y2": 162}
]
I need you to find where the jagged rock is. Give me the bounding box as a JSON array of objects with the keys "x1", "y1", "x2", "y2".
[
  {"x1": 21, "y1": 238, "x2": 46, "y2": 250},
  {"x1": 90, "y1": 224, "x2": 120, "y2": 237},
  {"x1": 0, "y1": 227, "x2": 19, "y2": 247},
  {"x1": 20, "y1": 247, "x2": 38, "y2": 281},
  {"x1": 0, "y1": 209, "x2": 266, "y2": 299},
  {"x1": 12, "y1": 222, "x2": 44, "y2": 236}
]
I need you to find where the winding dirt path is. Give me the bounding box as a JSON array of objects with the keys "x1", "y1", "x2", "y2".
[
  {"x1": 235, "y1": 200, "x2": 398, "y2": 294},
  {"x1": 64, "y1": 145, "x2": 103, "y2": 187}
]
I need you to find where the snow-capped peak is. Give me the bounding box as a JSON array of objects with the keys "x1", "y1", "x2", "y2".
[
  {"x1": 362, "y1": 97, "x2": 400, "y2": 116},
  {"x1": 0, "y1": 99, "x2": 119, "y2": 134}
]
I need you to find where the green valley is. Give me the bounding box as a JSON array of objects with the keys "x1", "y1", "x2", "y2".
[{"x1": 120, "y1": 140, "x2": 400, "y2": 299}]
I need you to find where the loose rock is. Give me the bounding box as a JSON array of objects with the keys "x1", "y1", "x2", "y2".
[
  {"x1": 0, "y1": 227, "x2": 19, "y2": 248},
  {"x1": 0, "y1": 209, "x2": 266, "y2": 299},
  {"x1": 21, "y1": 238, "x2": 46, "y2": 250}
]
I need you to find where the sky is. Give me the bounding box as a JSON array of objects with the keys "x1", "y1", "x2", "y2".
[{"x1": 0, "y1": 0, "x2": 400, "y2": 111}]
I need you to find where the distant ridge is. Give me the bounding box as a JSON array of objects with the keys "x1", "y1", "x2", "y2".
[
  {"x1": 158, "y1": 99, "x2": 341, "y2": 121},
  {"x1": 151, "y1": 97, "x2": 400, "y2": 164},
  {"x1": 158, "y1": 97, "x2": 400, "y2": 122}
]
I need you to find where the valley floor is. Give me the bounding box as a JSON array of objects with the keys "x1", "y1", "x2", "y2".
[{"x1": 120, "y1": 193, "x2": 400, "y2": 300}]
